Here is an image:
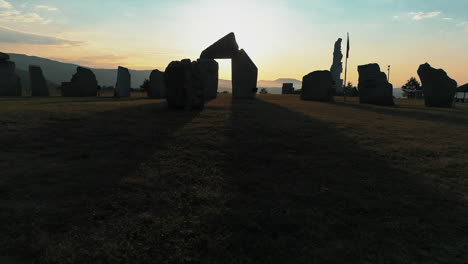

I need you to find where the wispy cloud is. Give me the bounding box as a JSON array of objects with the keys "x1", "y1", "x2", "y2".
[
  {"x1": 0, "y1": 9, "x2": 51, "y2": 23},
  {"x1": 0, "y1": 1, "x2": 52, "y2": 24},
  {"x1": 442, "y1": 17, "x2": 453, "y2": 21},
  {"x1": 0, "y1": 0, "x2": 12, "y2": 9},
  {"x1": 457, "y1": 21, "x2": 468, "y2": 31},
  {"x1": 48, "y1": 55, "x2": 129, "y2": 69},
  {"x1": 0, "y1": 25, "x2": 83, "y2": 45},
  {"x1": 35, "y1": 5, "x2": 59, "y2": 11},
  {"x1": 409, "y1": 11, "x2": 441, "y2": 21}
]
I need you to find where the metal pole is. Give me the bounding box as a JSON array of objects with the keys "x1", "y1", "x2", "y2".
[
  {"x1": 343, "y1": 54, "x2": 348, "y2": 102},
  {"x1": 387, "y1": 65, "x2": 391, "y2": 82}
]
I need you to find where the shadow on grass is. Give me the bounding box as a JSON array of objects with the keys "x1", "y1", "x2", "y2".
[
  {"x1": 36, "y1": 97, "x2": 155, "y2": 104},
  {"x1": 0, "y1": 100, "x2": 200, "y2": 260},
  {"x1": 2, "y1": 96, "x2": 467, "y2": 263},
  {"x1": 202, "y1": 98, "x2": 468, "y2": 263},
  {"x1": 335, "y1": 101, "x2": 468, "y2": 127}
]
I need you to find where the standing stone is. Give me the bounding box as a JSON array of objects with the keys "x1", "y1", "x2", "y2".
[
  {"x1": 301, "y1": 70, "x2": 335, "y2": 102},
  {"x1": 357, "y1": 63, "x2": 394, "y2": 106},
  {"x1": 198, "y1": 32, "x2": 260, "y2": 100},
  {"x1": 198, "y1": 59, "x2": 219, "y2": 100},
  {"x1": 148, "y1": 69, "x2": 166, "y2": 99},
  {"x1": 330, "y1": 38, "x2": 344, "y2": 94},
  {"x1": 115, "y1": 66, "x2": 131, "y2": 97},
  {"x1": 0, "y1": 52, "x2": 10, "y2": 61},
  {"x1": 61, "y1": 67, "x2": 98, "y2": 97},
  {"x1": 417, "y1": 63, "x2": 457, "y2": 108},
  {"x1": 164, "y1": 59, "x2": 205, "y2": 110},
  {"x1": 29, "y1": 65, "x2": 49, "y2": 96},
  {"x1": 282, "y1": 83, "x2": 295, "y2": 94},
  {"x1": 232, "y1": 49, "x2": 258, "y2": 99},
  {"x1": 0, "y1": 56, "x2": 22, "y2": 96},
  {"x1": 200, "y1": 32, "x2": 239, "y2": 59}
]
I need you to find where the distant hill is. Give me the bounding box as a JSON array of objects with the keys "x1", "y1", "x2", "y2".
[
  {"x1": 9, "y1": 53, "x2": 152, "y2": 88},
  {"x1": 8, "y1": 53, "x2": 301, "y2": 94},
  {"x1": 218, "y1": 78, "x2": 302, "y2": 95},
  {"x1": 258, "y1": 78, "x2": 302, "y2": 89}
]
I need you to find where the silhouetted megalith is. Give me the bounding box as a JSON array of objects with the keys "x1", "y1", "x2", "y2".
[
  {"x1": 164, "y1": 59, "x2": 205, "y2": 110},
  {"x1": 29, "y1": 65, "x2": 49, "y2": 96},
  {"x1": 417, "y1": 63, "x2": 457, "y2": 108},
  {"x1": 115, "y1": 66, "x2": 131, "y2": 97},
  {"x1": 232, "y1": 49, "x2": 258, "y2": 99},
  {"x1": 148, "y1": 69, "x2": 166, "y2": 99},
  {"x1": 358, "y1": 63, "x2": 394, "y2": 106},
  {"x1": 0, "y1": 58, "x2": 22, "y2": 96},
  {"x1": 61, "y1": 67, "x2": 98, "y2": 97},
  {"x1": 282, "y1": 83, "x2": 294, "y2": 94},
  {"x1": 301, "y1": 70, "x2": 335, "y2": 102},
  {"x1": 0, "y1": 52, "x2": 10, "y2": 61},
  {"x1": 200, "y1": 32, "x2": 239, "y2": 59},
  {"x1": 330, "y1": 38, "x2": 343, "y2": 94},
  {"x1": 197, "y1": 59, "x2": 219, "y2": 100}
]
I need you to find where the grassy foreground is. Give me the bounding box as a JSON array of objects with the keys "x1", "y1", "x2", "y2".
[{"x1": 0, "y1": 94, "x2": 467, "y2": 263}]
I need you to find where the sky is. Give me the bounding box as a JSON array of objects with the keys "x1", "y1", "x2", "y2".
[{"x1": 1, "y1": 0, "x2": 467, "y2": 87}]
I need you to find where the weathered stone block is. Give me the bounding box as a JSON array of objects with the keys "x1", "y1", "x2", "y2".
[
  {"x1": 61, "y1": 67, "x2": 98, "y2": 97},
  {"x1": 417, "y1": 63, "x2": 457, "y2": 108},
  {"x1": 358, "y1": 63, "x2": 394, "y2": 106},
  {"x1": 301, "y1": 70, "x2": 335, "y2": 102},
  {"x1": 115, "y1": 66, "x2": 131, "y2": 97},
  {"x1": 29, "y1": 65, "x2": 49, "y2": 96},
  {"x1": 232, "y1": 49, "x2": 258, "y2": 99}
]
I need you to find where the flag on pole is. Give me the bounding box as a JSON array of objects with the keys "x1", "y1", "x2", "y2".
[{"x1": 346, "y1": 32, "x2": 350, "y2": 59}]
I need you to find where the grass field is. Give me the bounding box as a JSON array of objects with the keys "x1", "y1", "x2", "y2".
[{"x1": 1, "y1": 94, "x2": 468, "y2": 263}]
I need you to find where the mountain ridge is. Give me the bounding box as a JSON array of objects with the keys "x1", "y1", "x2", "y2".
[{"x1": 7, "y1": 53, "x2": 302, "y2": 91}]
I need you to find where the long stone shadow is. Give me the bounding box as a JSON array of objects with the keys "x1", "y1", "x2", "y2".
[
  {"x1": 34, "y1": 96, "x2": 154, "y2": 105},
  {"x1": 203, "y1": 98, "x2": 468, "y2": 263},
  {"x1": 335, "y1": 101, "x2": 468, "y2": 128},
  {"x1": 0, "y1": 100, "x2": 200, "y2": 259}
]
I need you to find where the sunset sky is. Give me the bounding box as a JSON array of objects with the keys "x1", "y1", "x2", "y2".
[{"x1": 1, "y1": 0, "x2": 467, "y2": 87}]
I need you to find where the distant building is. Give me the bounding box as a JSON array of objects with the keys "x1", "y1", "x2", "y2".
[{"x1": 282, "y1": 83, "x2": 295, "y2": 94}]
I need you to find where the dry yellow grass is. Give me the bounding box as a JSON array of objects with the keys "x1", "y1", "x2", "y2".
[{"x1": 0, "y1": 94, "x2": 467, "y2": 263}]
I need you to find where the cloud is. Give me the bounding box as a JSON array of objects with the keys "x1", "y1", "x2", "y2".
[
  {"x1": 457, "y1": 21, "x2": 468, "y2": 31},
  {"x1": 442, "y1": 17, "x2": 453, "y2": 21},
  {"x1": 0, "y1": 9, "x2": 51, "y2": 23},
  {"x1": 48, "y1": 55, "x2": 129, "y2": 69},
  {"x1": 35, "y1": 5, "x2": 59, "y2": 11},
  {"x1": 0, "y1": 1, "x2": 52, "y2": 24},
  {"x1": 408, "y1": 11, "x2": 441, "y2": 21},
  {"x1": 0, "y1": 26, "x2": 83, "y2": 45},
  {"x1": 0, "y1": 0, "x2": 12, "y2": 9}
]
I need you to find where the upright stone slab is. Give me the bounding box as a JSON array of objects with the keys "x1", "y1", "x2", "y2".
[
  {"x1": 29, "y1": 65, "x2": 49, "y2": 96},
  {"x1": 330, "y1": 38, "x2": 343, "y2": 94},
  {"x1": 115, "y1": 66, "x2": 131, "y2": 97},
  {"x1": 61, "y1": 67, "x2": 98, "y2": 97},
  {"x1": 301, "y1": 70, "x2": 335, "y2": 102},
  {"x1": 148, "y1": 69, "x2": 166, "y2": 99},
  {"x1": 282, "y1": 83, "x2": 294, "y2": 94},
  {"x1": 198, "y1": 58, "x2": 219, "y2": 100},
  {"x1": 417, "y1": 63, "x2": 457, "y2": 108},
  {"x1": 232, "y1": 49, "x2": 258, "y2": 99},
  {"x1": 358, "y1": 63, "x2": 394, "y2": 106},
  {"x1": 0, "y1": 52, "x2": 10, "y2": 61},
  {"x1": 164, "y1": 59, "x2": 204, "y2": 110},
  {"x1": 0, "y1": 57, "x2": 22, "y2": 96},
  {"x1": 200, "y1": 32, "x2": 239, "y2": 59}
]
